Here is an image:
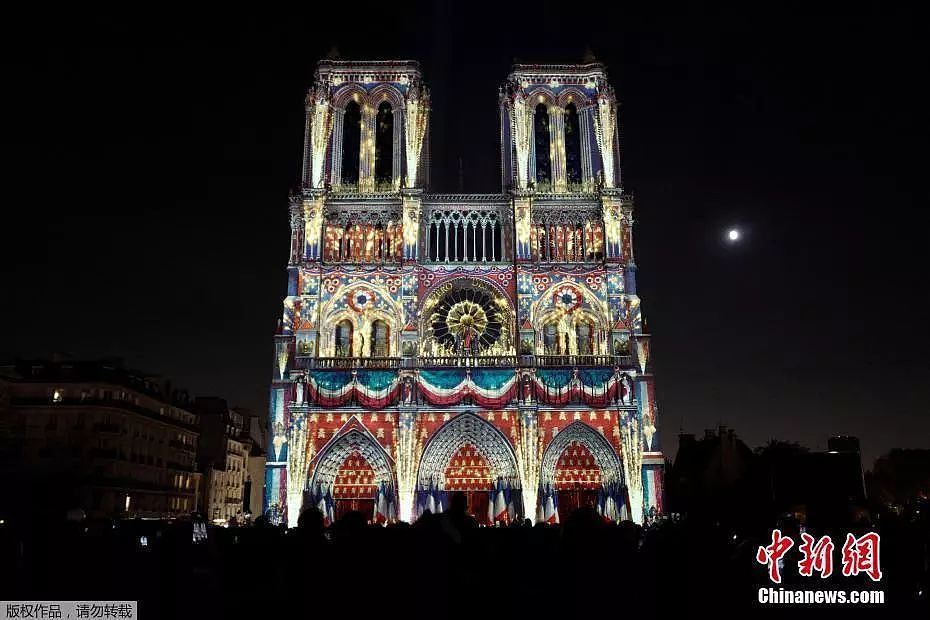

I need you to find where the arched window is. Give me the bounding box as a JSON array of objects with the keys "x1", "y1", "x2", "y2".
[
  {"x1": 576, "y1": 322, "x2": 592, "y2": 355},
  {"x1": 534, "y1": 103, "x2": 551, "y2": 185},
  {"x1": 425, "y1": 210, "x2": 503, "y2": 262},
  {"x1": 341, "y1": 101, "x2": 361, "y2": 186},
  {"x1": 372, "y1": 320, "x2": 390, "y2": 357},
  {"x1": 543, "y1": 324, "x2": 558, "y2": 355},
  {"x1": 564, "y1": 103, "x2": 582, "y2": 185},
  {"x1": 335, "y1": 320, "x2": 353, "y2": 357},
  {"x1": 375, "y1": 102, "x2": 393, "y2": 186}
]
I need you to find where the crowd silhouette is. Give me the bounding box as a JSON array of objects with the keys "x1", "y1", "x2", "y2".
[{"x1": 2, "y1": 491, "x2": 927, "y2": 618}]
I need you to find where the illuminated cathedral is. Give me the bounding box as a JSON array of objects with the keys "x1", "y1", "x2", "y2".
[{"x1": 265, "y1": 60, "x2": 664, "y2": 527}]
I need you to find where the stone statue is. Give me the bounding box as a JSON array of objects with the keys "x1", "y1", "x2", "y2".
[{"x1": 402, "y1": 377, "x2": 414, "y2": 404}]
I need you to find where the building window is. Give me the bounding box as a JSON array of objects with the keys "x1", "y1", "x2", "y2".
[
  {"x1": 425, "y1": 209, "x2": 503, "y2": 263},
  {"x1": 375, "y1": 101, "x2": 393, "y2": 186},
  {"x1": 565, "y1": 103, "x2": 582, "y2": 184},
  {"x1": 341, "y1": 100, "x2": 362, "y2": 186},
  {"x1": 543, "y1": 324, "x2": 558, "y2": 354},
  {"x1": 372, "y1": 320, "x2": 390, "y2": 357},
  {"x1": 335, "y1": 320, "x2": 353, "y2": 357},
  {"x1": 576, "y1": 322, "x2": 593, "y2": 355},
  {"x1": 534, "y1": 103, "x2": 552, "y2": 185}
]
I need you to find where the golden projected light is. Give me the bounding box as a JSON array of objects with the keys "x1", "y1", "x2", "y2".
[
  {"x1": 445, "y1": 300, "x2": 489, "y2": 342},
  {"x1": 420, "y1": 279, "x2": 514, "y2": 356}
]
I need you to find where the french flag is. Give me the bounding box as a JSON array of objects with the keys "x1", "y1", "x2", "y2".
[
  {"x1": 505, "y1": 480, "x2": 516, "y2": 522},
  {"x1": 373, "y1": 483, "x2": 387, "y2": 524},
  {"x1": 493, "y1": 479, "x2": 508, "y2": 523},
  {"x1": 316, "y1": 483, "x2": 335, "y2": 526},
  {"x1": 543, "y1": 483, "x2": 559, "y2": 524},
  {"x1": 430, "y1": 480, "x2": 444, "y2": 514}
]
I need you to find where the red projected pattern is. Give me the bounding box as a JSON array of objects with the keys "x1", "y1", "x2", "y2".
[
  {"x1": 554, "y1": 441, "x2": 601, "y2": 490},
  {"x1": 444, "y1": 444, "x2": 493, "y2": 491},
  {"x1": 333, "y1": 450, "x2": 377, "y2": 499}
]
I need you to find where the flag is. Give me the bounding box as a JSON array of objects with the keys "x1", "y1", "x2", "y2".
[
  {"x1": 314, "y1": 482, "x2": 335, "y2": 527},
  {"x1": 539, "y1": 483, "x2": 559, "y2": 524},
  {"x1": 493, "y1": 478, "x2": 507, "y2": 523},
  {"x1": 432, "y1": 482, "x2": 444, "y2": 514},
  {"x1": 374, "y1": 482, "x2": 389, "y2": 524},
  {"x1": 545, "y1": 483, "x2": 560, "y2": 524},
  {"x1": 536, "y1": 484, "x2": 546, "y2": 524},
  {"x1": 505, "y1": 479, "x2": 516, "y2": 522}
]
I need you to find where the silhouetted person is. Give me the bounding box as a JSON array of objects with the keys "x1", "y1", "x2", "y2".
[{"x1": 439, "y1": 491, "x2": 477, "y2": 544}]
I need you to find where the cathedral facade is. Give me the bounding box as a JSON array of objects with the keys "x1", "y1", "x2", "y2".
[{"x1": 265, "y1": 60, "x2": 664, "y2": 527}]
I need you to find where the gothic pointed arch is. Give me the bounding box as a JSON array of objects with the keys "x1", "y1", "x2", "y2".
[
  {"x1": 309, "y1": 421, "x2": 395, "y2": 491},
  {"x1": 534, "y1": 102, "x2": 552, "y2": 184},
  {"x1": 530, "y1": 281, "x2": 611, "y2": 355},
  {"x1": 319, "y1": 281, "x2": 403, "y2": 357},
  {"x1": 367, "y1": 83, "x2": 405, "y2": 110},
  {"x1": 417, "y1": 413, "x2": 519, "y2": 488},
  {"x1": 331, "y1": 84, "x2": 368, "y2": 110},
  {"x1": 556, "y1": 87, "x2": 588, "y2": 108},
  {"x1": 539, "y1": 421, "x2": 622, "y2": 486},
  {"x1": 527, "y1": 88, "x2": 557, "y2": 107},
  {"x1": 341, "y1": 99, "x2": 362, "y2": 186},
  {"x1": 375, "y1": 101, "x2": 394, "y2": 185}
]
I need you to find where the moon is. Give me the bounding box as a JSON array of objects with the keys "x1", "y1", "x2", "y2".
[{"x1": 727, "y1": 228, "x2": 740, "y2": 242}]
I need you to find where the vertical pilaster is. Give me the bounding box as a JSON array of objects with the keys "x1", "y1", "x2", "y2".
[
  {"x1": 303, "y1": 195, "x2": 324, "y2": 261},
  {"x1": 528, "y1": 118, "x2": 537, "y2": 183},
  {"x1": 602, "y1": 194, "x2": 624, "y2": 261},
  {"x1": 301, "y1": 104, "x2": 312, "y2": 188},
  {"x1": 289, "y1": 199, "x2": 304, "y2": 265},
  {"x1": 514, "y1": 195, "x2": 532, "y2": 261},
  {"x1": 516, "y1": 407, "x2": 540, "y2": 521},
  {"x1": 580, "y1": 106, "x2": 594, "y2": 186},
  {"x1": 285, "y1": 412, "x2": 310, "y2": 527},
  {"x1": 331, "y1": 109, "x2": 344, "y2": 186},
  {"x1": 395, "y1": 407, "x2": 419, "y2": 522},
  {"x1": 549, "y1": 106, "x2": 567, "y2": 192},
  {"x1": 401, "y1": 191, "x2": 421, "y2": 261},
  {"x1": 359, "y1": 104, "x2": 376, "y2": 192},
  {"x1": 621, "y1": 205, "x2": 635, "y2": 265}
]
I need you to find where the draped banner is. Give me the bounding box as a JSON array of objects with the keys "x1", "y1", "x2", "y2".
[
  {"x1": 305, "y1": 370, "x2": 401, "y2": 408},
  {"x1": 534, "y1": 369, "x2": 619, "y2": 406},
  {"x1": 418, "y1": 369, "x2": 518, "y2": 408}
]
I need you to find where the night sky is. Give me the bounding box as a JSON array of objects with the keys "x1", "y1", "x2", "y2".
[{"x1": 2, "y1": 5, "x2": 926, "y2": 467}]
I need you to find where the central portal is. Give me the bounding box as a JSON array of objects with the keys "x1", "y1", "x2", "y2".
[{"x1": 443, "y1": 443, "x2": 493, "y2": 524}]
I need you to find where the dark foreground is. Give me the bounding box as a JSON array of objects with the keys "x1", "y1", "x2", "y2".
[{"x1": 2, "y1": 506, "x2": 927, "y2": 619}]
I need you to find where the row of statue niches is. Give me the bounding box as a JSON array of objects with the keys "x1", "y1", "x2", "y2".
[{"x1": 295, "y1": 334, "x2": 633, "y2": 358}]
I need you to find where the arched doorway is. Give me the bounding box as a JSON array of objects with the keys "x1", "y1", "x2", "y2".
[
  {"x1": 444, "y1": 444, "x2": 493, "y2": 524},
  {"x1": 417, "y1": 413, "x2": 520, "y2": 523},
  {"x1": 553, "y1": 441, "x2": 601, "y2": 517},
  {"x1": 332, "y1": 450, "x2": 377, "y2": 519},
  {"x1": 309, "y1": 426, "x2": 395, "y2": 523},
  {"x1": 539, "y1": 422, "x2": 624, "y2": 522}
]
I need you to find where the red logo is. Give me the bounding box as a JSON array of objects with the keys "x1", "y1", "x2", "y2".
[
  {"x1": 756, "y1": 529, "x2": 794, "y2": 584},
  {"x1": 757, "y1": 530, "x2": 882, "y2": 583},
  {"x1": 841, "y1": 532, "x2": 882, "y2": 582},
  {"x1": 798, "y1": 533, "x2": 834, "y2": 578}
]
